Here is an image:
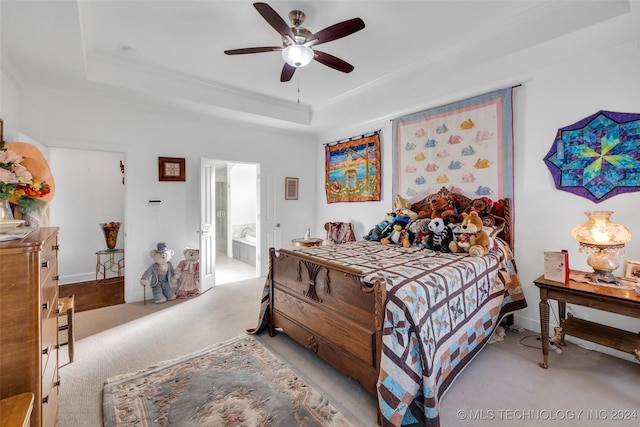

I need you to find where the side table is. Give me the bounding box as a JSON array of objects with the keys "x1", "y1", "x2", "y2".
[
  {"x1": 95, "y1": 248, "x2": 125, "y2": 280},
  {"x1": 534, "y1": 271, "x2": 640, "y2": 369},
  {"x1": 292, "y1": 237, "x2": 324, "y2": 247}
]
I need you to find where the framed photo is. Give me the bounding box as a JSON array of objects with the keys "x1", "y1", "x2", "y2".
[
  {"x1": 285, "y1": 177, "x2": 298, "y2": 200},
  {"x1": 623, "y1": 260, "x2": 640, "y2": 280},
  {"x1": 0, "y1": 117, "x2": 4, "y2": 141},
  {"x1": 158, "y1": 157, "x2": 186, "y2": 182}
]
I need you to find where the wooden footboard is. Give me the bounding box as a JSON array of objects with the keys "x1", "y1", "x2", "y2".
[{"x1": 267, "y1": 247, "x2": 386, "y2": 396}]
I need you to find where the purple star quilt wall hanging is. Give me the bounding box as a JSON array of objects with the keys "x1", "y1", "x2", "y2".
[{"x1": 544, "y1": 110, "x2": 640, "y2": 203}]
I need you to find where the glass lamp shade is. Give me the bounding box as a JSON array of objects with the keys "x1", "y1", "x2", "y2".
[
  {"x1": 571, "y1": 211, "x2": 632, "y2": 284},
  {"x1": 282, "y1": 44, "x2": 314, "y2": 68}
]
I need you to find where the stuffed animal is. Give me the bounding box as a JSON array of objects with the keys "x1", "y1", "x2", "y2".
[
  {"x1": 409, "y1": 218, "x2": 431, "y2": 248},
  {"x1": 363, "y1": 212, "x2": 396, "y2": 241},
  {"x1": 175, "y1": 248, "x2": 200, "y2": 299},
  {"x1": 393, "y1": 195, "x2": 419, "y2": 221},
  {"x1": 426, "y1": 217, "x2": 454, "y2": 252},
  {"x1": 427, "y1": 196, "x2": 456, "y2": 222},
  {"x1": 468, "y1": 196, "x2": 502, "y2": 216},
  {"x1": 140, "y1": 242, "x2": 177, "y2": 303},
  {"x1": 381, "y1": 223, "x2": 404, "y2": 244},
  {"x1": 449, "y1": 212, "x2": 492, "y2": 257}
]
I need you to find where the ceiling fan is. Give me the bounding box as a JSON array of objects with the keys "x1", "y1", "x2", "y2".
[{"x1": 224, "y1": 2, "x2": 365, "y2": 82}]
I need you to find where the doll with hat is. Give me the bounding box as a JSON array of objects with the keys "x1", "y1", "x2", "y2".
[{"x1": 140, "y1": 242, "x2": 177, "y2": 303}]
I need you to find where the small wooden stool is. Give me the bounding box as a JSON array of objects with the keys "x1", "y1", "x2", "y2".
[{"x1": 58, "y1": 295, "x2": 75, "y2": 363}]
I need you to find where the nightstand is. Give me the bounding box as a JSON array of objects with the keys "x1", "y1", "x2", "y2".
[
  {"x1": 534, "y1": 271, "x2": 640, "y2": 369},
  {"x1": 291, "y1": 237, "x2": 324, "y2": 247}
]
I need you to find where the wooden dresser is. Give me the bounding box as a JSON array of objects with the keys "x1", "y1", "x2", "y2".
[{"x1": 0, "y1": 227, "x2": 60, "y2": 427}]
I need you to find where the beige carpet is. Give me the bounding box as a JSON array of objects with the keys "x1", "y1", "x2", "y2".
[{"x1": 58, "y1": 277, "x2": 639, "y2": 427}]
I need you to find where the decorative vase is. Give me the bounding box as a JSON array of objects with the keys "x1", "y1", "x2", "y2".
[
  {"x1": 0, "y1": 200, "x2": 14, "y2": 222},
  {"x1": 100, "y1": 222, "x2": 122, "y2": 250}
]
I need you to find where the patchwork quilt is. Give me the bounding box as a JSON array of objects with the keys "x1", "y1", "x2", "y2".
[{"x1": 251, "y1": 240, "x2": 526, "y2": 427}]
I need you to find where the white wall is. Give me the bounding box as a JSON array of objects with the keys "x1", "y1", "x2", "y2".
[
  {"x1": 229, "y1": 163, "x2": 257, "y2": 229},
  {"x1": 11, "y1": 87, "x2": 316, "y2": 303},
  {"x1": 49, "y1": 147, "x2": 125, "y2": 284},
  {"x1": 315, "y1": 14, "x2": 640, "y2": 362}
]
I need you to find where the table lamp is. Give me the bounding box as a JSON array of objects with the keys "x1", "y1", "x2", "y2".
[{"x1": 571, "y1": 211, "x2": 632, "y2": 284}]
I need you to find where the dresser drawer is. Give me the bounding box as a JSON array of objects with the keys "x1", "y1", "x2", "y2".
[
  {"x1": 40, "y1": 238, "x2": 58, "y2": 286},
  {"x1": 41, "y1": 378, "x2": 59, "y2": 427}
]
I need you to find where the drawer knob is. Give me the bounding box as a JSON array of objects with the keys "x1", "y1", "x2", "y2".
[
  {"x1": 42, "y1": 260, "x2": 49, "y2": 268},
  {"x1": 42, "y1": 395, "x2": 48, "y2": 404},
  {"x1": 42, "y1": 347, "x2": 49, "y2": 355},
  {"x1": 42, "y1": 302, "x2": 49, "y2": 310}
]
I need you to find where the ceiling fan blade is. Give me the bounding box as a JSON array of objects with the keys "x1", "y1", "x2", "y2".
[
  {"x1": 224, "y1": 46, "x2": 281, "y2": 55},
  {"x1": 280, "y1": 63, "x2": 296, "y2": 82},
  {"x1": 313, "y1": 50, "x2": 355, "y2": 73},
  {"x1": 253, "y1": 2, "x2": 294, "y2": 41},
  {"x1": 306, "y1": 18, "x2": 365, "y2": 47}
]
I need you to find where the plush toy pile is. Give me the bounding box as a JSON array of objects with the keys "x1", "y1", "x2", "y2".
[{"x1": 361, "y1": 190, "x2": 501, "y2": 257}]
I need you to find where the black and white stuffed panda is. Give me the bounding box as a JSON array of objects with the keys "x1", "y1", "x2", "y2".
[{"x1": 426, "y1": 217, "x2": 454, "y2": 252}]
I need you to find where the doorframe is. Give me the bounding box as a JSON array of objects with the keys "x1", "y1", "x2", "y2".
[{"x1": 202, "y1": 158, "x2": 261, "y2": 284}]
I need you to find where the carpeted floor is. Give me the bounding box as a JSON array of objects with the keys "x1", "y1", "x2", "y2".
[
  {"x1": 103, "y1": 334, "x2": 358, "y2": 426},
  {"x1": 58, "y1": 276, "x2": 640, "y2": 427}
]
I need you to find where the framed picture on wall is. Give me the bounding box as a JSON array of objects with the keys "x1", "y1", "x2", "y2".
[
  {"x1": 285, "y1": 177, "x2": 298, "y2": 200},
  {"x1": 623, "y1": 260, "x2": 640, "y2": 281},
  {"x1": 159, "y1": 157, "x2": 186, "y2": 182},
  {"x1": 0, "y1": 117, "x2": 4, "y2": 141}
]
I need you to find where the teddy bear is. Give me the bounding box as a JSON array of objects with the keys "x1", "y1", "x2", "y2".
[
  {"x1": 427, "y1": 196, "x2": 457, "y2": 222},
  {"x1": 140, "y1": 242, "x2": 177, "y2": 303},
  {"x1": 449, "y1": 211, "x2": 492, "y2": 256},
  {"x1": 468, "y1": 196, "x2": 502, "y2": 216},
  {"x1": 426, "y1": 217, "x2": 454, "y2": 252},
  {"x1": 175, "y1": 248, "x2": 200, "y2": 299}
]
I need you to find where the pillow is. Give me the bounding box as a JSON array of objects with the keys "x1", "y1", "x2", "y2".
[{"x1": 484, "y1": 222, "x2": 505, "y2": 239}]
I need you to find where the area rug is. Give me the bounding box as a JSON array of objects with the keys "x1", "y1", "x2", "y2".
[{"x1": 103, "y1": 334, "x2": 355, "y2": 427}]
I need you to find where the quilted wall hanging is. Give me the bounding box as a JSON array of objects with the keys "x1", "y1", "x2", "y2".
[
  {"x1": 325, "y1": 131, "x2": 381, "y2": 203},
  {"x1": 393, "y1": 88, "x2": 514, "y2": 201},
  {"x1": 544, "y1": 110, "x2": 640, "y2": 203}
]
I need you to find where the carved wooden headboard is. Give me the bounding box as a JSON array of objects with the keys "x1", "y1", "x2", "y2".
[{"x1": 410, "y1": 187, "x2": 514, "y2": 251}]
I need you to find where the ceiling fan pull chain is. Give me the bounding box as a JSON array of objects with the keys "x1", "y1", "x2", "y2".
[{"x1": 297, "y1": 79, "x2": 300, "y2": 104}]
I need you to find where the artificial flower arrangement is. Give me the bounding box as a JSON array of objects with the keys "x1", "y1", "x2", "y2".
[{"x1": 0, "y1": 140, "x2": 53, "y2": 215}]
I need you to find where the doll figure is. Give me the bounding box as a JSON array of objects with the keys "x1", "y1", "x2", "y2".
[{"x1": 174, "y1": 248, "x2": 200, "y2": 298}]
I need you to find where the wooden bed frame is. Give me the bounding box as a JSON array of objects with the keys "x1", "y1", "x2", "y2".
[{"x1": 267, "y1": 193, "x2": 513, "y2": 397}]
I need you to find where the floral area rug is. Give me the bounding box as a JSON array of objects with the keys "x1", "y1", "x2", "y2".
[{"x1": 103, "y1": 334, "x2": 356, "y2": 427}]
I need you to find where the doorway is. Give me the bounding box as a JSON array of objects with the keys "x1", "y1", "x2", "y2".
[{"x1": 211, "y1": 160, "x2": 260, "y2": 285}]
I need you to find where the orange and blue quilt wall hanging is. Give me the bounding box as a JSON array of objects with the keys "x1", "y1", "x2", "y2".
[{"x1": 325, "y1": 131, "x2": 381, "y2": 203}]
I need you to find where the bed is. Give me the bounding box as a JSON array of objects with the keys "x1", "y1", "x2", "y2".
[{"x1": 251, "y1": 190, "x2": 526, "y2": 426}]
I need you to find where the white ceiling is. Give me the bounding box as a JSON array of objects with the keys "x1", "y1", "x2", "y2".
[{"x1": 1, "y1": 1, "x2": 634, "y2": 133}]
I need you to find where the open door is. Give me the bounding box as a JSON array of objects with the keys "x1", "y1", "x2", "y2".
[{"x1": 199, "y1": 157, "x2": 216, "y2": 292}]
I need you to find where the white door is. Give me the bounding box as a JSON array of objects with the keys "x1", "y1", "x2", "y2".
[
  {"x1": 264, "y1": 171, "x2": 282, "y2": 253},
  {"x1": 200, "y1": 157, "x2": 216, "y2": 292}
]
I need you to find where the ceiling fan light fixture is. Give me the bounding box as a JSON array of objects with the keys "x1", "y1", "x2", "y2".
[{"x1": 282, "y1": 44, "x2": 314, "y2": 68}]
